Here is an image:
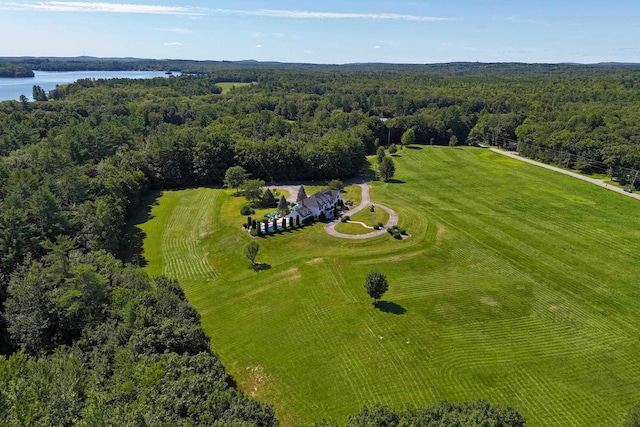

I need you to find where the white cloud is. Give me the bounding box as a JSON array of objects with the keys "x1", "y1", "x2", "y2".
[
  {"x1": 255, "y1": 44, "x2": 263, "y2": 48},
  {"x1": 0, "y1": 1, "x2": 205, "y2": 15},
  {"x1": 303, "y1": 50, "x2": 312, "y2": 54},
  {"x1": 273, "y1": 32, "x2": 285, "y2": 38},
  {"x1": 212, "y1": 8, "x2": 450, "y2": 22},
  {"x1": 0, "y1": 2, "x2": 450, "y2": 22},
  {"x1": 374, "y1": 45, "x2": 381, "y2": 49},
  {"x1": 164, "y1": 42, "x2": 182, "y2": 46},
  {"x1": 169, "y1": 27, "x2": 193, "y2": 34},
  {"x1": 252, "y1": 32, "x2": 265, "y2": 38}
]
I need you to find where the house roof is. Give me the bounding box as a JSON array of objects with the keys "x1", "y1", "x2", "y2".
[
  {"x1": 302, "y1": 189, "x2": 341, "y2": 210},
  {"x1": 291, "y1": 204, "x2": 312, "y2": 219}
]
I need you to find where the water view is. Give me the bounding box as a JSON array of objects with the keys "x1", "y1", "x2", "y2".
[{"x1": 0, "y1": 70, "x2": 175, "y2": 101}]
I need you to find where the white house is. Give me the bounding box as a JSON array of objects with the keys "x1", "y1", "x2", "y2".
[{"x1": 285, "y1": 189, "x2": 342, "y2": 224}]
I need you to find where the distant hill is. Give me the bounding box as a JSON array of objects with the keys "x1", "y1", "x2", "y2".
[{"x1": 1, "y1": 56, "x2": 640, "y2": 75}]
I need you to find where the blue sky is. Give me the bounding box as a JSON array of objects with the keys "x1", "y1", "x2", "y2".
[{"x1": 0, "y1": 1, "x2": 638, "y2": 64}]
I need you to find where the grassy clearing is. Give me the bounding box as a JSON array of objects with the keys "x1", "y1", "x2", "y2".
[
  {"x1": 334, "y1": 203, "x2": 390, "y2": 235},
  {"x1": 333, "y1": 221, "x2": 372, "y2": 235},
  {"x1": 216, "y1": 82, "x2": 252, "y2": 94},
  {"x1": 351, "y1": 206, "x2": 390, "y2": 225},
  {"x1": 137, "y1": 147, "x2": 640, "y2": 427}
]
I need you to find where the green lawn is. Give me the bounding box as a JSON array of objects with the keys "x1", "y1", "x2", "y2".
[
  {"x1": 334, "y1": 202, "x2": 390, "y2": 235},
  {"x1": 215, "y1": 82, "x2": 252, "y2": 94},
  {"x1": 137, "y1": 146, "x2": 640, "y2": 427}
]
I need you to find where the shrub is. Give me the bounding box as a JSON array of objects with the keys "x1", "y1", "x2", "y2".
[
  {"x1": 370, "y1": 205, "x2": 375, "y2": 212},
  {"x1": 373, "y1": 225, "x2": 380, "y2": 230},
  {"x1": 393, "y1": 231, "x2": 402, "y2": 239},
  {"x1": 240, "y1": 205, "x2": 254, "y2": 215},
  {"x1": 249, "y1": 229, "x2": 259, "y2": 237},
  {"x1": 328, "y1": 179, "x2": 345, "y2": 191},
  {"x1": 340, "y1": 217, "x2": 348, "y2": 223},
  {"x1": 377, "y1": 222, "x2": 384, "y2": 228},
  {"x1": 400, "y1": 228, "x2": 407, "y2": 235}
]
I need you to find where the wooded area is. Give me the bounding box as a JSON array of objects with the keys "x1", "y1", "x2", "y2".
[{"x1": 1, "y1": 60, "x2": 640, "y2": 424}]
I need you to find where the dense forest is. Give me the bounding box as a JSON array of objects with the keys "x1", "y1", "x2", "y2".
[
  {"x1": 0, "y1": 63, "x2": 34, "y2": 78},
  {"x1": 3, "y1": 59, "x2": 640, "y2": 424}
]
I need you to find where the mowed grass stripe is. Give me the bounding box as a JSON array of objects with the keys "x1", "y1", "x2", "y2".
[{"x1": 138, "y1": 146, "x2": 640, "y2": 426}]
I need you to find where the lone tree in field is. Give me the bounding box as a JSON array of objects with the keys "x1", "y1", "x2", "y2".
[
  {"x1": 401, "y1": 128, "x2": 416, "y2": 147},
  {"x1": 364, "y1": 270, "x2": 389, "y2": 305},
  {"x1": 244, "y1": 241, "x2": 260, "y2": 266},
  {"x1": 277, "y1": 195, "x2": 290, "y2": 216},
  {"x1": 379, "y1": 157, "x2": 396, "y2": 182},
  {"x1": 224, "y1": 166, "x2": 247, "y2": 195},
  {"x1": 296, "y1": 185, "x2": 307, "y2": 203}
]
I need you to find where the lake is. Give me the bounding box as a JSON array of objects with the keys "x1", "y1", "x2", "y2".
[{"x1": 0, "y1": 70, "x2": 176, "y2": 101}]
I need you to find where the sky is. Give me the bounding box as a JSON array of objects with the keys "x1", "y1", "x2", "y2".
[{"x1": 0, "y1": 0, "x2": 638, "y2": 64}]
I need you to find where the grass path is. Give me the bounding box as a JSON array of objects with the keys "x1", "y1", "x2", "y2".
[{"x1": 137, "y1": 147, "x2": 640, "y2": 427}]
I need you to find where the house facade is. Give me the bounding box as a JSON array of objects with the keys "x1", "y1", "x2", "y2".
[{"x1": 285, "y1": 189, "x2": 342, "y2": 223}]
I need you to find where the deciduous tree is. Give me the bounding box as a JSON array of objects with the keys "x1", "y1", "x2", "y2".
[
  {"x1": 224, "y1": 166, "x2": 247, "y2": 195},
  {"x1": 241, "y1": 179, "x2": 264, "y2": 204},
  {"x1": 244, "y1": 241, "x2": 259, "y2": 266},
  {"x1": 327, "y1": 179, "x2": 344, "y2": 191},
  {"x1": 401, "y1": 128, "x2": 415, "y2": 146},
  {"x1": 378, "y1": 157, "x2": 396, "y2": 182},
  {"x1": 364, "y1": 270, "x2": 388, "y2": 304}
]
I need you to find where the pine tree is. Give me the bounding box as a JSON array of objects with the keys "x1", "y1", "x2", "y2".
[
  {"x1": 277, "y1": 195, "x2": 290, "y2": 216},
  {"x1": 262, "y1": 189, "x2": 276, "y2": 208},
  {"x1": 296, "y1": 185, "x2": 307, "y2": 203}
]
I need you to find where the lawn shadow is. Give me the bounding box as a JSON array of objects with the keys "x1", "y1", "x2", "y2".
[
  {"x1": 361, "y1": 163, "x2": 377, "y2": 182},
  {"x1": 251, "y1": 263, "x2": 272, "y2": 272},
  {"x1": 375, "y1": 300, "x2": 406, "y2": 315},
  {"x1": 385, "y1": 178, "x2": 406, "y2": 184},
  {"x1": 391, "y1": 154, "x2": 402, "y2": 157},
  {"x1": 120, "y1": 190, "x2": 162, "y2": 267},
  {"x1": 407, "y1": 145, "x2": 423, "y2": 150}
]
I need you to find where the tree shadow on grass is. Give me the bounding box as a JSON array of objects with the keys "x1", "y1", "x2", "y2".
[
  {"x1": 250, "y1": 263, "x2": 272, "y2": 272},
  {"x1": 407, "y1": 145, "x2": 423, "y2": 150},
  {"x1": 120, "y1": 190, "x2": 162, "y2": 267},
  {"x1": 385, "y1": 178, "x2": 406, "y2": 184},
  {"x1": 375, "y1": 300, "x2": 406, "y2": 315}
]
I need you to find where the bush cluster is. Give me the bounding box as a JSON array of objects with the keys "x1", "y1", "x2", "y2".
[
  {"x1": 240, "y1": 205, "x2": 255, "y2": 215},
  {"x1": 387, "y1": 225, "x2": 407, "y2": 239}
]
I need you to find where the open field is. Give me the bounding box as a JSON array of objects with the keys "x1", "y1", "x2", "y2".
[
  {"x1": 215, "y1": 82, "x2": 252, "y2": 94},
  {"x1": 137, "y1": 146, "x2": 640, "y2": 426}
]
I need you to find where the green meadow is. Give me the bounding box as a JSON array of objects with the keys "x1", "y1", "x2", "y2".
[
  {"x1": 215, "y1": 82, "x2": 252, "y2": 94},
  {"x1": 137, "y1": 146, "x2": 640, "y2": 426}
]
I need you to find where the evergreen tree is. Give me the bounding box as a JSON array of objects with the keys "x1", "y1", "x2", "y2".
[
  {"x1": 262, "y1": 189, "x2": 276, "y2": 208},
  {"x1": 277, "y1": 195, "x2": 290, "y2": 216},
  {"x1": 296, "y1": 185, "x2": 307, "y2": 203}
]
